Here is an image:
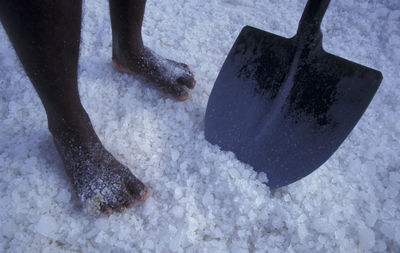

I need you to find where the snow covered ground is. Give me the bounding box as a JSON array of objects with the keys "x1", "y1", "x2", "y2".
[{"x1": 0, "y1": 0, "x2": 399, "y2": 252}]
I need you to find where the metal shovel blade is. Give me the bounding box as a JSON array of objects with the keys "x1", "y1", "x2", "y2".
[{"x1": 204, "y1": 0, "x2": 382, "y2": 189}]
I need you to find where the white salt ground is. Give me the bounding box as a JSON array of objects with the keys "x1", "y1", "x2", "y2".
[{"x1": 0, "y1": 0, "x2": 399, "y2": 252}]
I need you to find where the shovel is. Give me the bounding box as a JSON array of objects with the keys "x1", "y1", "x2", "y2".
[{"x1": 204, "y1": 0, "x2": 382, "y2": 189}]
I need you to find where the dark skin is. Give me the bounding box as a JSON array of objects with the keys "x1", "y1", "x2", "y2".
[{"x1": 0, "y1": 0, "x2": 195, "y2": 215}]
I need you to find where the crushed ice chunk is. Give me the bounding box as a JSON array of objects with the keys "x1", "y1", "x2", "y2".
[
  {"x1": 179, "y1": 162, "x2": 188, "y2": 170},
  {"x1": 200, "y1": 167, "x2": 210, "y2": 176},
  {"x1": 174, "y1": 187, "x2": 184, "y2": 200},
  {"x1": 1, "y1": 220, "x2": 18, "y2": 236},
  {"x1": 95, "y1": 218, "x2": 109, "y2": 231},
  {"x1": 202, "y1": 192, "x2": 214, "y2": 206},
  {"x1": 298, "y1": 223, "x2": 308, "y2": 241},
  {"x1": 55, "y1": 189, "x2": 71, "y2": 203},
  {"x1": 358, "y1": 226, "x2": 375, "y2": 250},
  {"x1": 312, "y1": 219, "x2": 333, "y2": 234},
  {"x1": 35, "y1": 215, "x2": 58, "y2": 238},
  {"x1": 171, "y1": 205, "x2": 185, "y2": 219},
  {"x1": 94, "y1": 231, "x2": 107, "y2": 244},
  {"x1": 365, "y1": 212, "x2": 378, "y2": 227},
  {"x1": 144, "y1": 239, "x2": 154, "y2": 249},
  {"x1": 171, "y1": 149, "x2": 180, "y2": 162},
  {"x1": 257, "y1": 172, "x2": 268, "y2": 184}
]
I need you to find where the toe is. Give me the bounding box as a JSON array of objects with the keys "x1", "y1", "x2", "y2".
[
  {"x1": 105, "y1": 208, "x2": 113, "y2": 215},
  {"x1": 138, "y1": 186, "x2": 150, "y2": 201},
  {"x1": 126, "y1": 175, "x2": 150, "y2": 201},
  {"x1": 99, "y1": 188, "x2": 134, "y2": 215},
  {"x1": 126, "y1": 202, "x2": 135, "y2": 208},
  {"x1": 108, "y1": 200, "x2": 121, "y2": 210},
  {"x1": 116, "y1": 206, "x2": 125, "y2": 213},
  {"x1": 173, "y1": 90, "x2": 189, "y2": 101},
  {"x1": 177, "y1": 74, "x2": 196, "y2": 89},
  {"x1": 176, "y1": 63, "x2": 195, "y2": 89},
  {"x1": 121, "y1": 189, "x2": 135, "y2": 208},
  {"x1": 165, "y1": 84, "x2": 189, "y2": 101},
  {"x1": 179, "y1": 63, "x2": 190, "y2": 70},
  {"x1": 101, "y1": 204, "x2": 113, "y2": 215}
]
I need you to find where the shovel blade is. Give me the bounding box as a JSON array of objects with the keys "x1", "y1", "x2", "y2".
[{"x1": 205, "y1": 26, "x2": 382, "y2": 189}]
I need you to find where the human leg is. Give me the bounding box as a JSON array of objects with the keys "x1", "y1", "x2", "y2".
[
  {"x1": 0, "y1": 0, "x2": 149, "y2": 215},
  {"x1": 109, "y1": 0, "x2": 196, "y2": 101}
]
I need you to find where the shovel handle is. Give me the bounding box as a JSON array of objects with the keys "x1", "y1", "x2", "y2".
[{"x1": 296, "y1": 0, "x2": 331, "y2": 42}]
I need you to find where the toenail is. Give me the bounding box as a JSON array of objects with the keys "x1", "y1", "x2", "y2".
[
  {"x1": 105, "y1": 207, "x2": 113, "y2": 215},
  {"x1": 138, "y1": 188, "x2": 150, "y2": 201},
  {"x1": 174, "y1": 92, "x2": 189, "y2": 101}
]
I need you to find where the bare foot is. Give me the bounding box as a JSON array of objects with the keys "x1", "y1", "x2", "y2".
[
  {"x1": 112, "y1": 47, "x2": 196, "y2": 101},
  {"x1": 50, "y1": 113, "x2": 149, "y2": 216}
]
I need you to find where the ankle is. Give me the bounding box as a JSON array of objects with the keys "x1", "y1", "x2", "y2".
[
  {"x1": 112, "y1": 40, "x2": 145, "y2": 64},
  {"x1": 47, "y1": 107, "x2": 99, "y2": 146}
]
